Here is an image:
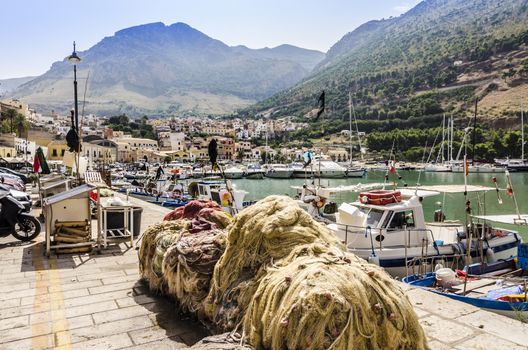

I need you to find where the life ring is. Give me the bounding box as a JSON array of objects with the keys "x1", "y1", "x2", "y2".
[{"x1": 313, "y1": 196, "x2": 326, "y2": 208}]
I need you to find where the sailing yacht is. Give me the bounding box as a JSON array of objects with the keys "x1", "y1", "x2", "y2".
[{"x1": 425, "y1": 114, "x2": 452, "y2": 172}]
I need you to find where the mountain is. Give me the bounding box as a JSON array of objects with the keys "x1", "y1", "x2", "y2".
[
  {"x1": 11, "y1": 22, "x2": 324, "y2": 116},
  {"x1": 0, "y1": 77, "x2": 35, "y2": 95},
  {"x1": 247, "y1": 0, "x2": 528, "y2": 130}
]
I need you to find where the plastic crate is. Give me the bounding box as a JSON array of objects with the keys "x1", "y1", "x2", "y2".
[{"x1": 518, "y1": 243, "x2": 528, "y2": 271}]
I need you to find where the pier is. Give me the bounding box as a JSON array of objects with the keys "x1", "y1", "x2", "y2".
[{"x1": 0, "y1": 193, "x2": 526, "y2": 349}]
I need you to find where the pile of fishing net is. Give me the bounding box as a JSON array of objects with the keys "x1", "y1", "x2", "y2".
[
  {"x1": 204, "y1": 195, "x2": 427, "y2": 349},
  {"x1": 139, "y1": 200, "x2": 233, "y2": 313},
  {"x1": 188, "y1": 333, "x2": 252, "y2": 350}
]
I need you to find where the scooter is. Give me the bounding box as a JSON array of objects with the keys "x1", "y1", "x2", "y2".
[{"x1": 0, "y1": 190, "x2": 41, "y2": 241}]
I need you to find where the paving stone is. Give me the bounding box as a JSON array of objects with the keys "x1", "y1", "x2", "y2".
[
  {"x1": 55, "y1": 332, "x2": 134, "y2": 350},
  {"x1": 92, "y1": 304, "x2": 155, "y2": 324},
  {"x1": 57, "y1": 316, "x2": 153, "y2": 346},
  {"x1": 0, "y1": 315, "x2": 29, "y2": 331},
  {"x1": 48, "y1": 279, "x2": 103, "y2": 293},
  {"x1": 128, "y1": 325, "x2": 184, "y2": 345},
  {"x1": 20, "y1": 288, "x2": 90, "y2": 306},
  {"x1": 0, "y1": 334, "x2": 53, "y2": 350},
  {"x1": 115, "y1": 294, "x2": 157, "y2": 308},
  {"x1": 455, "y1": 310, "x2": 528, "y2": 346},
  {"x1": 419, "y1": 315, "x2": 474, "y2": 344},
  {"x1": 405, "y1": 286, "x2": 480, "y2": 319},
  {"x1": 123, "y1": 336, "x2": 187, "y2": 349},
  {"x1": 454, "y1": 333, "x2": 528, "y2": 350},
  {"x1": 426, "y1": 340, "x2": 453, "y2": 350},
  {"x1": 88, "y1": 281, "x2": 137, "y2": 295},
  {"x1": 101, "y1": 273, "x2": 140, "y2": 285}
]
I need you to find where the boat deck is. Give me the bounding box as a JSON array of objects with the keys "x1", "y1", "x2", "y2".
[{"x1": 0, "y1": 192, "x2": 526, "y2": 349}]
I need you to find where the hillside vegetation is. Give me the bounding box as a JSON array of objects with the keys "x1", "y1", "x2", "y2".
[{"x1": 245, "y1": 0, "x2": 528, "y2": 128}]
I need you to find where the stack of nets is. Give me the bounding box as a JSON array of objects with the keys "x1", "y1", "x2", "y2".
[
  {"x1": 138, "y1": 220, "x2": 191, "y2": 292},
  {"x1": 139, "y1": 200, "x2": 233, "y2": 313},
  {"x1": 204, "y1": 195, "x2": 427, "y2": 350}
]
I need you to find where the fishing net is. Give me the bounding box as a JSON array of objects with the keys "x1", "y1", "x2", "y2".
[
  {"x1": 203, "y1": 195, "x2": 426, "y2": 349},
  {"x1": 243, "y1": 251, "x2": 427, "y2": 350},
  {"x1": 138, "y1": 220, "x2": 191, "y2": 292},
  {"x1": 140, "y1": 200, "x2": 232, "y2": 305},
  {"x1": 204, "y1": 195, "x2": 344, "y2": 330},
  {"x1": 164, "y1": 199, "x2": 222, "y2": 221},
  {"x1": 162, "y1": 228, "x2": 227, "y2": 316}
]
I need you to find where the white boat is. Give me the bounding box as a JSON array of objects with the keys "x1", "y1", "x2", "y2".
[
  {"x1": 327, "y1": 185, "x2": 521, "y2": 277},
  {"x1": 314, "y1": 159, "x2": 347, "y2": 178},
  {"x1": 292, "y1": 158, "x2": 347, "y2": 178},
  {"x1": 451, "y1": 163, "x2": 505, "y2": 173},
  {"x1": 244, "y1": 164, "x2": 264, "y2": 179},
  {"x1": 424, "y1": 163, "x2": 452, "y2": 172},
  {"x1": 223, "y1": 166, "x2": 245, "y2": 179},
  {"x1": 264, "y1": 164, "x2": 294, "y2": 179},
  {"x1": 345, "y1": 167, "x2": 365, "y2": 177},
  {"x1": 291, "y1": 162, "x2": 313, "y2": 178}
]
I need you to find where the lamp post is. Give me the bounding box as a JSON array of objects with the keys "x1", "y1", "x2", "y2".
[{"x1": 67, "y1": 41, "x2": 81, "y2": 136}]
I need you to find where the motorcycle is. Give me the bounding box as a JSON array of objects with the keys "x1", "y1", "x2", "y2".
[{"x1": 0, "y1": 190, "x2": 41, "y2": 241}]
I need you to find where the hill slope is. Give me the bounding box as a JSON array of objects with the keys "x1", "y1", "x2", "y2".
[
  {"x1": 246, "y1": 0, "x2": 528, "y2": 129},
  {"x1": 12, "y1": 22, "x2": 324, "y2": 116}
]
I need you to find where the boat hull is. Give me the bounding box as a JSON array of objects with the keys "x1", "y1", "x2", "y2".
[{"x1": 265, "y1": 170, "x2": 294, "y2": 179}]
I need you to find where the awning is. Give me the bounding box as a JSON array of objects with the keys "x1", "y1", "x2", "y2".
[{"x1": 472, "y1": 214, "x2": 528, "y2": 225}]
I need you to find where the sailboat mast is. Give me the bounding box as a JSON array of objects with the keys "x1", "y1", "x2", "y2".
[
  {"x1": 349, "y1": 92, "x2": 353, "y2": 165},
  {"x1": 472, "y1": 98, "x2": 478, "y2": 163},
  {"x1": 441, "y1": 114, "x2": 445, "y2": 163},
  {"x1": 522, "y1": 101, "x2": 525, "y2": 161},
  {"x1": 450, "y1": 115, "x2": 454, "y2": 162}
]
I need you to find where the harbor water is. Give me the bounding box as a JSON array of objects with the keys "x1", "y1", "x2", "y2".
[{"x1": 229, "y1": 170, "x2": 528, "y2": 240}]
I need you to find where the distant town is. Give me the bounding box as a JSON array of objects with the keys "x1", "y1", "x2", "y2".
[{"x1": 0, "y1": 97, "x2": 356, "y2": 168}]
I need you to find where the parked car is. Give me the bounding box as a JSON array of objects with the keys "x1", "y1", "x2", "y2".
[{"x1": 0, "y1": 167, "x2": 28, "y2": 184}]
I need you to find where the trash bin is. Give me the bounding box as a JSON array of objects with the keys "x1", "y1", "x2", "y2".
[{"x1": 105, "y1": 206, "x2": 143, "y2": 237}]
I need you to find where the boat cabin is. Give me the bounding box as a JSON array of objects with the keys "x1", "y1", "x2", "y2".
[{"x1": 330, "y1": 188, "x2": 464, "y2": 250}]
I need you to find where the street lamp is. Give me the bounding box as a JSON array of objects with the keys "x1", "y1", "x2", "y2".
[{"x1": 67, "y1": 41, "x2": 81, "y2": 135}]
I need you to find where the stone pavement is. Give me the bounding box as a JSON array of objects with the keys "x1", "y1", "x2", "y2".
[{"x1": 0, "y1": 193, "x2": 526, "y2": 349}]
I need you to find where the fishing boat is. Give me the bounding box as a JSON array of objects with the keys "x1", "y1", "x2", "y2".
[
  {"x1": 403, "y1": 254, "x2": 528, "y2": 319},
  {"x1": 189, "y1": 180, "x2": 249, "y2": 216},
  {"x1": 327, "y1": 185, "x2": 522, "y2": 277},
  {"x1": 403, "y1": 271, "x2": 528, "y2": 320},
  {"x1": 265, "y1": 164, "x2": 294, "y2": 179}
]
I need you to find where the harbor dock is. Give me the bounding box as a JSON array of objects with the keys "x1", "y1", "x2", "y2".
[{"x1": 0, "y1": 194, "x2": 526, "y2": 349}]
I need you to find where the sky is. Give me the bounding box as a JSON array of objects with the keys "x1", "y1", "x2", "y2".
[{"x1": 0, "y1": 0, "x2": 421, "y2": 79}]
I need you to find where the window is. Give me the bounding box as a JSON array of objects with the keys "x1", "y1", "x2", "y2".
[
  {"x1": 388, "y1": 210, "x2": 415, "y2": 230},
  {"x1": 60, "y1": 150, "x2": 65, "y2": 156},
  {"x1": 359, "y1": 208, "x2": 384, "y2": 227},
  {"x1": 52, "y1": 149, "x2": 58, "y2": 157}
]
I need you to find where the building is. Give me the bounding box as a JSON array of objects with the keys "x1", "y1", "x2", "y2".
[
  {"x1": 47, "y1": 140, "x2": 69, "y2": 161},
  {"x1": 114, "y1": 137, "x2": 158, "y2": 151}
]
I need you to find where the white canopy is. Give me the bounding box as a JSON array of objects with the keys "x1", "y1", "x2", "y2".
[
  {"x1": 472, "y1": 214, "x2": 528, "y2": 225},
  {"x1": 291, "y1": 183, "x2": 385, "y2": 198}
]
